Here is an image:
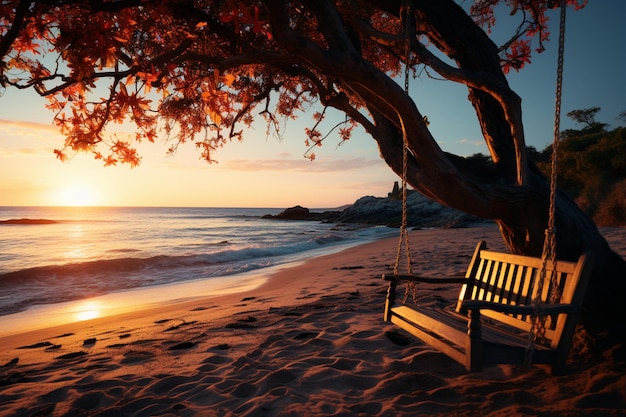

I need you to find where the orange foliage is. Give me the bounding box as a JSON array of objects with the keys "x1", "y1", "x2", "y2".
[
  {"x1": 470, "y1": 0, "x2": 588, "y2": 72},
  {"x1": 0, "y1": 0, "x2": 585, "y2": 166}
]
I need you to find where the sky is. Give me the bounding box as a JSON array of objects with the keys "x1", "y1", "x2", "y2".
[{"x1": 0, "y1": 1, "x2": 624, "y2": 209}]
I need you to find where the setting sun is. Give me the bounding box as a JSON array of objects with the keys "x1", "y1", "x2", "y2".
[{"x1": 56, "y1": 183, "x2": 100, "y2": 207}]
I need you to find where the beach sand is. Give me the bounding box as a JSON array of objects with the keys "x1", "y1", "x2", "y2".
[{"x1": 1, "y1": 225, "x2": 625, "y2": 416}]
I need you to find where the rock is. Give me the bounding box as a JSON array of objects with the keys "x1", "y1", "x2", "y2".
[
  {"x1": 337, "y1": 196, "x2": 401, "y2": 225},
  {"x1": 263, "y1": 206, "x2": 341, "y2": 221},
  {"x1": 278, "y1": 205, "x2": 310, "y2": 220}
]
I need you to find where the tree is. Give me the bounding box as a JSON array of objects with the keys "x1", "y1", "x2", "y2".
[
  {"x1": 1, "y1": 0, "x2": 624, "y2": 333},
  {"x1": 564, "y1": 106, "x2": 608, "y2": 135},
  {"x1": 568, "y1": 107, "x2": 601, "y2": 127}
]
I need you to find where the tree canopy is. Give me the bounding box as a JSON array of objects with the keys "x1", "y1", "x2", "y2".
[
  {"x1": 1, "y1": 0, "x2": 585, "y2": 168},
  {"x1": 562, "y1": 106, "x2": 608, "y2": 137}
]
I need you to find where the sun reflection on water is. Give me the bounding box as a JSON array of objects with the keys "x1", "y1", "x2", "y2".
[
  {"x1": 74, "y1": 301, "x2": 102, "y2": 321},
  {"x1": 64, "y1": 224, "x2": 88, "y2": 260}
]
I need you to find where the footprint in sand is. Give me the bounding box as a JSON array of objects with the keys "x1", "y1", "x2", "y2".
[
  {"x1": 164, "y1": 321, "x2": 198, "y2": 332},
  {"x1": 1, "y1": 357, "x2": 19, "y2": 367},
  {"x1": 120, "y1": 350, "x2": 155, "y2": 365},
  {"x1": 17, "y1": 341, "x2": 53, "y2": 349},
  {"x1": 167, "y1": 341, "x2": 197, "y2": 350},
  {"x1": 45, "y1": 344, "x2": 62, "y2": 351},
  {"x1": 55, "y1": 351, "x2": 88, "y2": 360},
  {"x1": 225, "y1": 316, "x2": 258, "y2": 329},
  {"x1": 293, "y1": 331, "x2": 318, "y2": 340}
]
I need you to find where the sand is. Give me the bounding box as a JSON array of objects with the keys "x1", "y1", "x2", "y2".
[{"x1": 1, "y1": 225, "x2": 625, "y2": 417}]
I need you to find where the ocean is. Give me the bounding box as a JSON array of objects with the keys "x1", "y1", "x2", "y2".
[{"x1": 0, "y1": 206, "x2": 395, "y2": 335}]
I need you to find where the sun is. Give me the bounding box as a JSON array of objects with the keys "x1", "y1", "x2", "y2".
[{"x1": 57, "y1": 183, "x2": 100, "y2": 207}]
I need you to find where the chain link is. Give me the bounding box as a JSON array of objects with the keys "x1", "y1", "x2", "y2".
[
  {"x1": 525, "y1": 0, "x2": 567, "y2": 367},
  {"x1": 395, "y1": 0, "x2": 415, "y2": 304}
]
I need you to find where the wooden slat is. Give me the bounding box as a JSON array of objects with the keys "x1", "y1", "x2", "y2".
[
  {"x1": 486, "y1": 260, "x2": 500, "y2": 302},
  {"x1": 479, "y1": 250, "x2": 578, "y2": 273},
  {"x1": 509, "y1": 265, "x2": 525, "y2": 310},
  {"x1": 389, "y1": 314, "x2": 466, "y2": 367},
  {"x1": 390, "y1": 305, "x2": 466, "y2": 348},
  {"x1": 499, "y1": 263, "x2": 517, "y2": 306},
  {"x1": 559, "y1": 271, "x2": 578, "y2": 303},
  {"x1": 492, "y1": 261, "x2": 507, "y2": 303},
  {"x1": 383, "y1": 274, "x2": 467, "y2": 284}
]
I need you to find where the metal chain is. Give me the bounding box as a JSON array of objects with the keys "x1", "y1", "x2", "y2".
[
  {"x1": 525, "y1": 0, "x2": 567, "y2": 367},
  {"x1": 396, "y1": 0, "x2": 414, "y2": 304}
]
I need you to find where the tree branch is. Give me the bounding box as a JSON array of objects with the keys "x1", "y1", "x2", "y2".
[
  {"x1": 301, "y1": 0, "x2": 358, "y2": 53},
  {"x1": 230, "y1": 79, "x2": 282, "y2": 139},
  {"x1": 0, "y1": 0, "x2": 31, "y2": 62},
  {"x1": 410, "y1": 41, "x2": 528, "y2": 185}
]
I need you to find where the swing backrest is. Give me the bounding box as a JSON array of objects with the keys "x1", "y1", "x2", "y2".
[{"x1": 456, "y1": 241, "x2": 593, "y2": 349}]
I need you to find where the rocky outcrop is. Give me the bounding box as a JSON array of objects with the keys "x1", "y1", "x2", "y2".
[
  {"x1": 337, "y1": 193, "x2": 483, "y2": 228},
  {"x1": 264, "y1": 187, "x2": 486, "y2": 229},
  {"x1": 262, "y1": 206, "x2": 342, "y2": 222},
  {"x1": 274, "y1": 205, "x2": 310, "y2": 220}
]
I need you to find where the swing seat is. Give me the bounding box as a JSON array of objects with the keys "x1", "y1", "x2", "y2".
[{"x1": 383, "y1": 241, "x2": 594, "y2": 375}]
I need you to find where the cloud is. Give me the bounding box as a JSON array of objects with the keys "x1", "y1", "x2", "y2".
[
  {"x1": 457, "y1": 137, "x2": 484, "y2": 147},
  {"x1": 0, "y1": 179, "x2": 48, "y2": 202},
  {"x1": 2, "y1": 147, "x2": 49, "y2": 158},
  {"x1": 0, "y1": 118, "x2": 58, "y2": 133},
  {"x1": 224, "y1": 157, "x2": 380, "y2": 173},
  {"x1": 0, "y1": 142, "x2": 56, "y2": 158},
  {"x1": 0, "y1": 118, "x2": 62, "y2": 153}
]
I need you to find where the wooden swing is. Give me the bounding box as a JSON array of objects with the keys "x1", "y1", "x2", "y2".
[{"x1": 383, "y1": 1, "x2": 594, "y2": 375}]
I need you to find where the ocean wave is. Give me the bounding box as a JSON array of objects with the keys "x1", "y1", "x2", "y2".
[
  {"x1": 0, "y1": 232, "x2": 354, "y2": 316},
  {"x1": 0, "y1": 234, "x2": 350, "y2": 280}
]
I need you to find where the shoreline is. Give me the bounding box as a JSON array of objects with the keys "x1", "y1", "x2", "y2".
[
  {"x1": 0, "y1": 230, "x2": 404, "y2": 346},
  {"x1": 1, "y1": 225, "x2": 625, "y2": 416},
  {"x1": 3, "y1": 223, "x2": 624, "y2": 345}
]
